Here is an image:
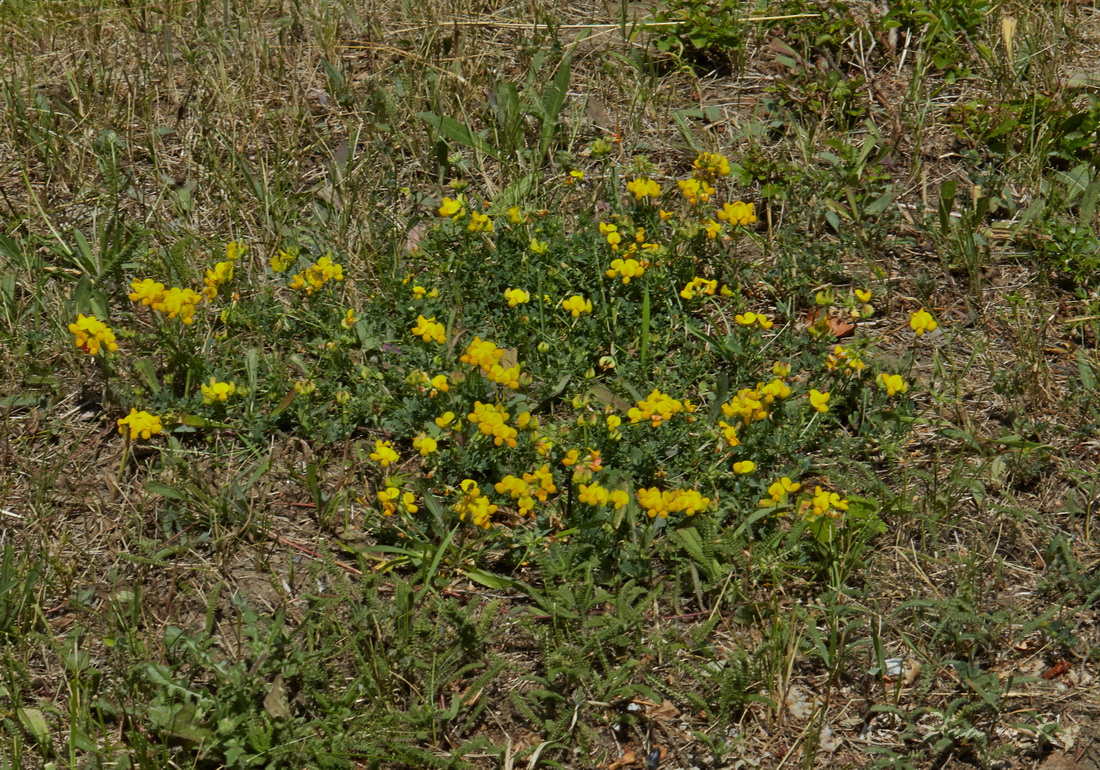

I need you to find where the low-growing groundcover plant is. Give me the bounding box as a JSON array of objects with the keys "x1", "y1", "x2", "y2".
[{"x1": 44, "y1": 150, "x2": 943, "y2": 764}]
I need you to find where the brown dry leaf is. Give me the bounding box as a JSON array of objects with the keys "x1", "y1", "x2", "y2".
[
  {"x1": 827, "y1": 316, "x2": 855, "y2": 338},
  {"x1": 607, "y1": 749, "x2": 637, "y2": 770},
  {"x1": 647, "y1": 700, "x2": 680, "y2": 721},
  {"x1": 1042, "y1": 660, "x2": 1072, "y2": 679}
]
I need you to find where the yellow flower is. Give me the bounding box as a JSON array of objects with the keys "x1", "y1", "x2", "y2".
[
  {"x1": 69, "y1": 314, "x2": 120, "y2": 356},
  {"x1": 504, "y1": 288, "x2": 531, "y2": 307},
  {"x1": 202, "y1": 259, "x2": 235, "y2": 301},
  {"x1": 438, "y1": 196, "x2": 466, "y2": 220},
  {"x1": 341, "y1": 309, "x2": 357, "y2": 329},
  {"x1": 369, "y1": 440, "x2": 399, "y2": 468},
  {"x1": 454, "y1": 479, "x2": 498, "y2": 528},
  {"x1": 909, "y1": 308, "x2": 938, "y2": 336},
  {"x1": 807, "y1": 486, "x2": 849, "y2": 521},
  {"x1": 733, "y1": 460, "x2": 755, "y2": 474},
  {"x1": 718, "y1": 421, "x2": 740, "y2": 447},
  {"x1": 606, "y1": 414, "x2": 622, "y2": 431},
  {"x1": 761, "y1": 477, "x2": 801, "y2": 506},
  {"x1": 877, "y1": 372, "x2": 908, "y2": 397},
  {"x1": 429, "y1": 374, "x2": 449, "y2": 395},
  {"x1": 692, "y1": 152, "x2": 731, "y2": 180},
  {"x1": 201, "y1": 378, "x2": 236, "y2": 404},
  {"x1": 270, "y1": 248, "x2": 295, "y2": 273},
  {"x1": 609, "y1": 489, "x2": 630, "y2": 510},
  {"x1": 716, "y1": 200, "x2": 757, "y2": 226},
  {"x1": 626, "y1": 177, "x2": 661, "y2": 200},
  {"x1": 153, "y1": 287, "x2": 203, "y2": 324},
  {"x1": 735, "y1": 312, "x2": 758, "y2": 326},
  {"x1": 401, "y1": 492, "x2": 418, "y2": 514},
  {"x1": 435, "y1": 411, "x2": 457, "y2": 429},
  {"x1": 117, "y1": 408, "x2": 163, "y2": 440},
  {"x1": 578, "y1": 483, "x2": 610, "y2": 506},
  {"x1": 659, "y1": 209, "x2": 673, "y2": 221},
  {"x1": 855, "y1": 288, "x2": 872, "y2": 303},
  {"x1": 508, "y1": 205, "x2": 528, "y2": 224},
  {"x1": 529, "y1": 238, "x2": 548, "y2": 255},
  {"x1": 413, "y1": 434, "x2": 438, "y2": 456},
  {"x1": 128, "y1": 279, "x2": 166, "y2": 307},
  {"x1": 702, "y1": 219, "x2": 722, "y2": 239},
  {"x1": 468, "y1": 211, "x2": 494, "y2": 233},
  {"x1": 809, "y1": 389, "x2": 830, "y2": 413},
  {"x1": 567, "y1": 170, "x2": 584, "y2": 184},
  {"x1": 772, "y1": 361, "x2": 792, "y2": 377},
  {"x1": 680, "y1": 277, "x2": 717, "y2": 299},
  {"x1": 412, "y1": 285, "x2": 428, "y2": 299},
  {"x1": 562, "y1": 295, "x2": 593, "y2": 317},
  {"x1": 411, "y1": 315, "x2": 446, "y2": 344},
  {"x1": 678, "y1": 177, "x2": 715, "y2": 205},
  {"x1": 606, "y1": 257, "x2": 645, "y2": 284},
  {"x1": 561, "y1": 448, "x2": 581, "y2": 466},
  {"x1": 378, "y1": 486, "x2": 400, "y2": 516}
]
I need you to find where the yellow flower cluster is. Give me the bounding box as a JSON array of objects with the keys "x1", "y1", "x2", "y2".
[
  {"x1": 117, "y1": 408, "x2": 162, "y2": 440},
  {"x1": 467, "y1": 401, "x2": 518, "y2": 447},
  {"x1": 805, "y1": 486, "x2": 849, "y2": 521},
  {"x1": 129, "y1": 280, "x2": 205, "y2": 325},
  {"x1": 717, "y1": 201, "x2": 757, "y2": 227},
  {"x1": 201, "y1": 378, "x2": 236, "y2": 404},
  {"x1": 678, "y1": 177, "x2": 715, "y2": 205},
  {"x1": 289, "y1": 255, "x2": 344, "y2": 295},
  {"x1": 721, "y1": 388, "x2": 769, "y2": 424},
  {"x1": 562, "y1": 295, "x2": 592, "y2": 317},
  {"x1": 606, "y1": 257, "x2": 645, "y2": 284},
  {"x1": 692, "y1": 152, "x2": 732, "y2": 181},
  {"x1": 378, "y1": 487, "x2": 418, "y2": 516},
  {"x1": 494, "y1": 464, "x2": 558, "y2": 516},
  {"x1": 412, "y1": 434, "x2": 438, "y2": 456},
  {"x1": 578, "y1": 483, "x2": 630, "y2": 509},
  {"x1": 909, "y1": 308, "x2": 938, "y2": 336},
  {"x1": 825, "y1": 345, "x2": 866, "y2": 376},
  {"x1": 412, "y1": 315, "x2": 446, "y2": 344},
  {"x1": 809, "y1": 389, "x2": 831, "y2": 413},
  {"x1": 636, "y1": 487, "x2": 711, "y2": 518},
  {"x1": 369, "y1": 440, "x2": 399, "y2": 467},
  {"x1": 680, "y1": 277, "x2": 717, "y2": 299},
  {"x1": 411, "y1": 285, "x2": 439, "y2": 300},
  {"x1": 438, "y1": 196, "x2": 466, "y2": 221},
  {"x1": 761, "y1": 477, "x2": 801, "y2": 507},
  {"x1": 504, "y1": 288, "x2": 530, "y2": 307},
  {"x1": 69, "y1": 314, "x2": 119, "y2": 356},
  {"x1": 202, "y1": 258, "x2": 235, "y2": 301},
  {"x1": 455, "y1": 479, "x2": 497, "y2": 529},
  {"x1": 628, "y1": 388, "x2": 694, "y2": 426},
  {"x1": 626, "y1": 177, "x2": 661, "y2": 200},
  {"x1": 599, "y1": 222, "x2": 623, "y2": 249},
  {"x1": 461, "y1": 337, "x2": 520, "y2": 389},
  {"x1": 467, "y1": 211, "x2": 494, "y2": 233},
  {"x1": 735, "y1": 311, "x2": 774, "y2": 329},
  {"x1": 270, "y1": 247, "x2": 296, "y2": 272},
  {"x1": 877, "y1": 372, "x2": 908, "y2": 396}
]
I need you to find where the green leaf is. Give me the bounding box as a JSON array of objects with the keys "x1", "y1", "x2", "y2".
[
  {"x1": 460, "y1": 568, "x2": 528, "y2": 592},
  {"x1": 418, "y1": 111, "x2": 500, "y2": 159},
  {"x1": 17, "y1": 707, "x2": 50, "y2": 744}
]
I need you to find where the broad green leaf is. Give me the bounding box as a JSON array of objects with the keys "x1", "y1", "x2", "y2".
[{"x1": 418, "y1": 111, "x2": 500, "y2": 159}]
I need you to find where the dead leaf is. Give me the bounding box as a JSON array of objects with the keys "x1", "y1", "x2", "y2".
[
  {"x1": 263, "y1": 674, "x2": 291, "y2": 721},
  {"x1": 647, "y1": 700, "x2": 680, "y2": 721},
  {"x1": 607, "y1": 749, "x2": 637, "y2": 770},
  {"x1": 1042, "y1": 660, "x2": 1072, "y2": 680}
]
